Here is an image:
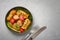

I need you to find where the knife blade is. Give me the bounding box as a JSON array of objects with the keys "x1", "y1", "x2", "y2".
[{"x1": 28, "y1": 26, "x2": 46, "y2": 40}]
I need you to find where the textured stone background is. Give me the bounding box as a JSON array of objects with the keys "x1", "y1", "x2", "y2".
[{"x1": 0, "y1": 0, "x2": 60, "y2": 40}]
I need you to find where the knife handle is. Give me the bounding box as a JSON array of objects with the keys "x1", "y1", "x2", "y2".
[{"x1": 28, "y1": 37, "x2": 33, "y2": 40}]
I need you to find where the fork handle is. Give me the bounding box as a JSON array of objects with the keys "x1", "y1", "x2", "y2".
[{"x1": 22, "y1": 33, "x2": 32, "y2": 40}]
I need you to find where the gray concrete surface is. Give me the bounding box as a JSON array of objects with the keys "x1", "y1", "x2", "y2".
[{"x1": 0, "y1": 0, "x2": 60, "y2": 40}]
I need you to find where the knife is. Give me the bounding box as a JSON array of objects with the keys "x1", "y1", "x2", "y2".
[{"x1": 28, "y1": 26, "x2": 46, "y2": 40}]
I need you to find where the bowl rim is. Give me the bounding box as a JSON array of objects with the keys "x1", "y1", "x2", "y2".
[{"x1": 5, "y1": 6, "x2": 33, "y2": 33}]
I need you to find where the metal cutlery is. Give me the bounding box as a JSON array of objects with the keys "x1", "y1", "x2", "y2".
[{"x1": 22, "y1": 26, "x2": 46, "y2": 40}]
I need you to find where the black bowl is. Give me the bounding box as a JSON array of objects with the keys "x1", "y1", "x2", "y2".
[{"x1": 5, "y1": 6, "x2": 33, "y2": 33}]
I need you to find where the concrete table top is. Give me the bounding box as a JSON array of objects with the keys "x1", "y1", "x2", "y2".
[{"x1": 0, "y1": 0, "x2": 60, "y2": 40}]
